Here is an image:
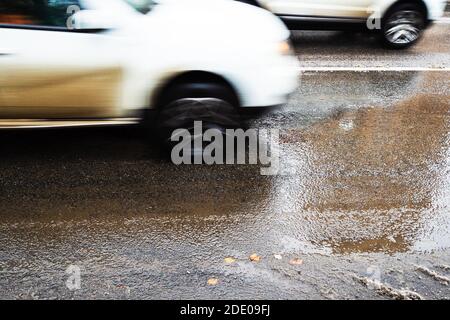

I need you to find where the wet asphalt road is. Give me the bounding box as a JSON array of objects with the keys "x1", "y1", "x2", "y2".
[
  {"x1": 1, "y1": 24, "x2": 450, "y2": 300},
  {"x1": 292, "y1": 23, "x2": 450, "y2": 68}
]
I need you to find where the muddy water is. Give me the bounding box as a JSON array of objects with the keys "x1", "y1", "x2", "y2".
[{"x1": 273, "y1": 93, "x2": 450, "y2": 254}]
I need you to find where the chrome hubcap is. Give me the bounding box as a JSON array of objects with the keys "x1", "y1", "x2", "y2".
[{"x1": 385, "y1": 10, "x2": 423, "y2": 44}]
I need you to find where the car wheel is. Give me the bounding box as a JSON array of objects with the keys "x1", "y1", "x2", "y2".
[
  {"x1": 381, "y1": 3, "x2": 426, "y2": 49},
  {"x1": 155, "y1": 82, "x2": 241, "y2": 155}
]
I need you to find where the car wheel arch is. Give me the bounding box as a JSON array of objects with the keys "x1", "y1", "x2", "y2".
[
  {"x1": 382, "y1": 0, "x2": 429, "y2": 22},
  {"x1": 151, "y1": 71, "x2": 242, "y2": 110}
]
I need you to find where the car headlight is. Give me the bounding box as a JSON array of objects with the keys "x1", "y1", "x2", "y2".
[{"x1": 278, "y1": 40, "x2": 294, "y2": 56}]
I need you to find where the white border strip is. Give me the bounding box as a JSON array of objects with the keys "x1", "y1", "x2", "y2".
[
  {"x1": 299, "y1": 67, "x2": 450, "y2": 72},
  {"x1": 0, "y1": 118, "x2": 140, "y2": 129}
]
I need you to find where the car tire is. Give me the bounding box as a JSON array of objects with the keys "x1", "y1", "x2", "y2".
[
  {"x1": 381, "y1": 3, "x2": 426, "y2": 49},
  {"x1": 155, "y1": 82, "x2": 241, "y2": 154}
]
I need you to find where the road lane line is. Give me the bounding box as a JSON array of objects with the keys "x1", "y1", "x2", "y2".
[
  {"x1": 436, "y1": 17, "x2": 450, "y2": 24},
  {"x1": 298, "y1": 67, "x2": 450, "y2": 72}
]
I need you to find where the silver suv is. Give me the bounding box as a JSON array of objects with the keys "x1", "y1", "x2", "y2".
[{"x1": 238, "y1": 0, "x2": 447, "y2": 48}]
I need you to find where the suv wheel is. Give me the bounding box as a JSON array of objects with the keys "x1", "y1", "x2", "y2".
[{"x1": 382, "y1": 3, "x2": 426, "y2": 49}]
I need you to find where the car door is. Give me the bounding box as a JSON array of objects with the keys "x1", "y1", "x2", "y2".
[
  {"x1": 0, "y1": 0, "x2": 124, "y2": 119},
  {"x1": 259, "y1": 0, "x2": 374, "y2": 19}
]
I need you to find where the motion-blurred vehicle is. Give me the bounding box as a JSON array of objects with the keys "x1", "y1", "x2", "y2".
[
  {"x1": 0, "y1": 0, "x2": 299, "y2": 142},
  {"x1": 237, "y1": 0, "x2": 447, "y2": 48}
]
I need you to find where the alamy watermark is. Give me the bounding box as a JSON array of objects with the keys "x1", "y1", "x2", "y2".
[
  {"x1": 366, "y1": 6, "x2": 382, "y2": 30},
  {"x1": 66, "y1": 5, "x2": 80, "y2": 29},
  {"x1": 66, "y1": 265, "x2": 81, "y2": 291},
  {"x1": 366, "y1": 265, "x2": 382, "y2": 288},
  {"x1": 170, "y1": 121, "x2": 280, "y2": 176}
]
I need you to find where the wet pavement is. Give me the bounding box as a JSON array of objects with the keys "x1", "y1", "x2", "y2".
[
  {"x1": 1, "y1": 28, "x2": 450, "y2": 300},
  {"x1": 293, "y1": 23, "x2": 450, "y2": 68}
]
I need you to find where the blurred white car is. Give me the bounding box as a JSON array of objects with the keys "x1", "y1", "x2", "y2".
[
  {"x1": 0, "y1": 0, "x2": 299, "y2": 141},
  {"x1": 238, "y1": 0, "x2": 447, "y2": 48}
]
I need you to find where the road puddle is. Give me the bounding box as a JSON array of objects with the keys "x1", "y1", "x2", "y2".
[{"x1": 270, "y1": 93, "x2": 450, "y2": 254}]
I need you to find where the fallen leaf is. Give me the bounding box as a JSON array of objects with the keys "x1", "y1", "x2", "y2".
[
  {"x1": 274, "y1": 254, "x2": 282, "y2": 260},
  {"x1": 289, "y1": 258, "x2": 303, "y2": 266},
  {"x1": 249, "y1": 254, "x2": 261, "y2": 262},
  {"x1": 207, "y1": 278, "x2": 219, "y2": 286},
  {"x1": 224, "y1": 257, "x2": 236, "y2": 264}
]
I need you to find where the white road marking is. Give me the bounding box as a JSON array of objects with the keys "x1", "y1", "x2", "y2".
[
  {"x1": 299, "y1": 67, "x2": 450, "y2": 72},
  {"x1": 436, "y1": 17, "x2": 450, "y2": 24}
]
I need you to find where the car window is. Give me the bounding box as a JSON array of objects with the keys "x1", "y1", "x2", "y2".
[{"x1": 0, "y1": 0, "x2": 82, "y2": 28}]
